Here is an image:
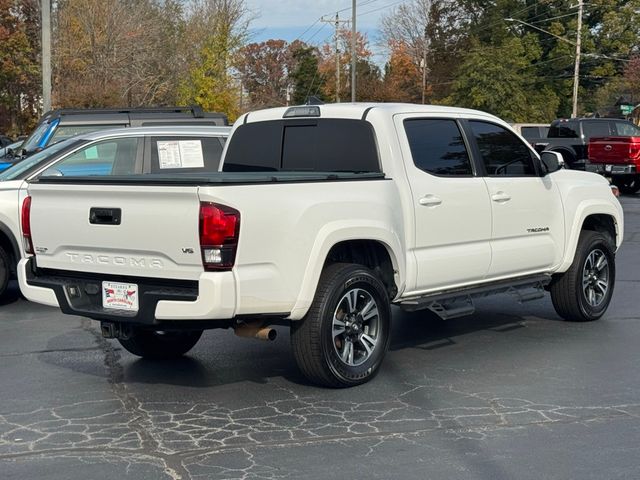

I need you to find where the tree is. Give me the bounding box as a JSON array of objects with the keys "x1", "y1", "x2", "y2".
[
  {"x1": 54, "y1": 0, "x2": 185, "y2": 107},
  {"x1": 288, "y1": 41, "x2": 324, "y2": 105},
  {"x1": 0, "y1": 0, "x2": 40, "y2": 135},
  {"x1": 446, "y1": 36, "x2": 559, "y2": 122},
  {"x1": 177, "y1": 0, "x2": 250, "y2": 121},
  {"x1": 381, "y1": 40, "x2": 422, "y2": 102},
  {"x1": 318, "y1": 29, "x2": 374, "y2": 101},
  {"x1": 236, "y1": 39, "x2": 292, "y2": 110},
  {"x1": 379, "y1": 0, "x2": 470, "y2": 102}
]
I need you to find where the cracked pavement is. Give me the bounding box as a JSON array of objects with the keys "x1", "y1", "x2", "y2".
[{"x1": 1, "y1": 195, "x2": 639, "y2": 479}]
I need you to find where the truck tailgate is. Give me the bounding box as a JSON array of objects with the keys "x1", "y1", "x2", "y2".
[
  {"x1": 27, "y1": 183, "x2": 203, "y2": 280},
  {"x1": 588, "y1": 136, "x2": 640, "y2": 164}
]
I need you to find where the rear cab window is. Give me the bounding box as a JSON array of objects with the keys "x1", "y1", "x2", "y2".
[
  {"x1": 613, "y1": 122, "x2": 640, "y2": 136},
  {"x1": 223, "y1": 119, "x2": 380, "y2": 173},
  {"x1": 582, "y1": 121, "x2": 612, "y2": 139}
]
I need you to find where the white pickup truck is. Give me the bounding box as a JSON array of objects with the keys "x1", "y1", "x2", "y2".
[{"x1": 19, "y1": 104, "x2": 623, "y2": 387}]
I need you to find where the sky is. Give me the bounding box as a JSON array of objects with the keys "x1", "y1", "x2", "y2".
[{"x1": 245, "y1": 0, "x2": 398, "y2": 57}]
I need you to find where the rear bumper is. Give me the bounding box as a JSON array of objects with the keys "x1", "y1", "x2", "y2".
[
  {"x1": 18, "y1": 258, "x2": 237, "y2": 324},
  {"x1": 587, "y1": 162, "x2": 637, "y2": 175}
]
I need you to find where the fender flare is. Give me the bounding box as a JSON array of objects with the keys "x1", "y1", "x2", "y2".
[
  {"x1": 557, "y1": 201, "x2": 622, "y2": 273},
  {"x1": 288, "y1": 221, "x2": 405, "y2": 320},
  {"x1": 0, "y1": 222, "x2": 20, "y2": 271}
]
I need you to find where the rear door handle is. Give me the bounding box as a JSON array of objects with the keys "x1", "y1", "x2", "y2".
[
  {"x1": 419, "y1": 194, "x2": 443, "y2": 207},
  {"x1": 491, "y1": 192, "x2": 511, "y2": 203}
]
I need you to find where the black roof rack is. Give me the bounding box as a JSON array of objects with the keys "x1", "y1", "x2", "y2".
[{"x1": 41, "y1": 105, "x2": 214, "y2": 119}]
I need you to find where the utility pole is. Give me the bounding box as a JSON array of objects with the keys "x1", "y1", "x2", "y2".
[
  {"x1": 321, "y1": 13, "x2": 349, "y2": 102},
  {"x1": 42, "y1": 0, "x2": 52, "y2": 113},
  {"x1": 571, "y1": 0, "x2": 583, "y2": 118},
  {"x1": 421, "y1": 26, "x2": 428, "y2": 104},
  {"x1": 351, "y1": 0, "x2": 356, "y2": 102}
]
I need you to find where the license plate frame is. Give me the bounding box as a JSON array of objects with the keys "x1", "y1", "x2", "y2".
[{"x1": 102, "y1": 281, "x2": 139, "y2": 311}]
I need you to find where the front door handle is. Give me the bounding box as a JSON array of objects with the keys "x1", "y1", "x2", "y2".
[
  {"x1": 491, "y1": 192, "x2": 511, "y2": 203},
  {"x1": 419, "y1": 194, "x2": 443, "y2": 207}
]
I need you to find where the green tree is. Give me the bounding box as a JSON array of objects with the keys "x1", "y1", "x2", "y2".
[
  {"x1": 177, "y1": 0, "x2": 250, "y2": 121},
  {"x1": 0, "y1": 0, "x2": 40, "y2": 135},
  {"x1": 447, "y1": 36, "x2": 559, "y2": 122},
  {"x1": 288, "y1": 42, "x2": 324, "y2": 105}
]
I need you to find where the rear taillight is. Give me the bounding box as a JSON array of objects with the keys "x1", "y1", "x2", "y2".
[
  {"x1": 199, "y1": 202, "x2": 240, "y2": 270},
  {"x1": 21, "y1": 196, "x2": 34, "y2": 255}
]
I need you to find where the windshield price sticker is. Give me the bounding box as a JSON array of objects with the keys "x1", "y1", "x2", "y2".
[
  {"x1": 157, "y1": 140, "x2": 204, "y2": 169},
  {"x1": 102, "y1": 281, "x2": 139, "y2": 311}
]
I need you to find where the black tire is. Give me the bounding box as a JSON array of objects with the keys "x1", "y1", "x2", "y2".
[
  {"x1": 550, "y1": 230, "x2": 616, "y2": 322},
  {"x1": 612, "y1": 175, "x2": 640, "y2": 195},
  {"x1": 290, "y1": 263, "x2": 391, "y2": 387},
  {"x1": 0, "y1": 246, "x2": 11, "y2": 299},
  {"x1": 118, "y1": 328, "x2": 203, "y2": 359}
]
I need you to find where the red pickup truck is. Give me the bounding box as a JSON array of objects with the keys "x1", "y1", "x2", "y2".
[{"x1": 589, "y1": 135, "x2": 640, "y2": 194}]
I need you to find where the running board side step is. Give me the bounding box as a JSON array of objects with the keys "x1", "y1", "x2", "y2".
[{"x1": 399, "y1": 274, "x2": 551, "y2": 320}]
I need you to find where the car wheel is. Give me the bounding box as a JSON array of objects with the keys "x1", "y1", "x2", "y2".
[
  {"x1": 550, "y1": 230, "x2": 616, "y2": 322},
  {"x1": 613, "y1": 176, "x2": 640, "y2": 194},
  {"x1": 0, "y1": 246, "x2": 11, "y2": 299},
  {"x1": 118, "y1": 328, "x2": 203, "y2": 359},
  {"x1": 290, "y1": 263, "x2": 391, "y2": 387}
]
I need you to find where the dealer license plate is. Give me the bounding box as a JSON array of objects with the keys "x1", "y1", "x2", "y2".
[{"x1": 102, "y1": 281, "x2": 139, "y2": 311}]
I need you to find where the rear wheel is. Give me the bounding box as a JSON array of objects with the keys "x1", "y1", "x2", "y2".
[
  {"x1": 550, "y1": 230, "x2": 615, "y2": 322},
  {"x1": 0, "y1": 246, "x2": 11, "y2": 299},
  {"x1": 612, "y1": 175, "x2": 640, "y2": 194},
  {"x1": 291, "y1": 263, "x2": 391, "y2": 387},
  {"x1": 118, "y1": 328, "x2": 203, "y2": 359}
]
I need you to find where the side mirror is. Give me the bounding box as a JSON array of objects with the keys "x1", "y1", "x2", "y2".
[{"x1": 541, "y1": 151, "x2": 564, "y2": 175}]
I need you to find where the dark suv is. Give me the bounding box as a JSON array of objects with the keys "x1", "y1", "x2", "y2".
[{"x1": 15, "y1": 106, "x2": 227, "y2": 158}]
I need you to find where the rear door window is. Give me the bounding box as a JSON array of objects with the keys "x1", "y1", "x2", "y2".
[
  {"x1": 149, "y1": 136, "x2": 225, "y2": 173},
  {"x1": 223, "y1": 119, "x2": 380, "y2": 172},
  {"x1": 42, "y1": 137, "x2": 140, "y2": 176},
  {"x1": 404, "y1": 119, "x2": 472, "y2": 176}
]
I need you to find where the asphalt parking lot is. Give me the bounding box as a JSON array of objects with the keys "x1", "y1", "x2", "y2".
[{"x1": 1, "y1": 195, "x2": 638, "y2": 480}]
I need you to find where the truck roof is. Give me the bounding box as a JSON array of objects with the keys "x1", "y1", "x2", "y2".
[{"x1": 242, "y1": 103, "x2": 505, "y2": 124}]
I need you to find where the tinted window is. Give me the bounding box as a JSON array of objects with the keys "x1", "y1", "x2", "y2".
[
  {"x1": 470, "y1": 121, "x2": 536, "y2": 176},
  {"x1": 582, "y1": 121, "x2": 611, "y2": 139},
  {"x1": 224, "y1": 119, "x2": 380, "y2": 173},
  {"x1": 614, "y1": 121, "x2": 640, "y2": 136},
  {"x1": 521, "y1": 127, "x2": 544, "y2": 139},
  {"x1": 150, "y1": 136, "x2": 225, "y2": 174},
  {"x1": 43, "y1": 137, "x2": 138, "y2": 176},
  {"x1": 404, "y1": 119, "x2": 472, "y2": 176},
  {"x1": 49, "y1": 124, "x2": 126, "y2": 144},
  {"x1": 549, "y1": 122, "x2": 579, "y2": 138}
]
